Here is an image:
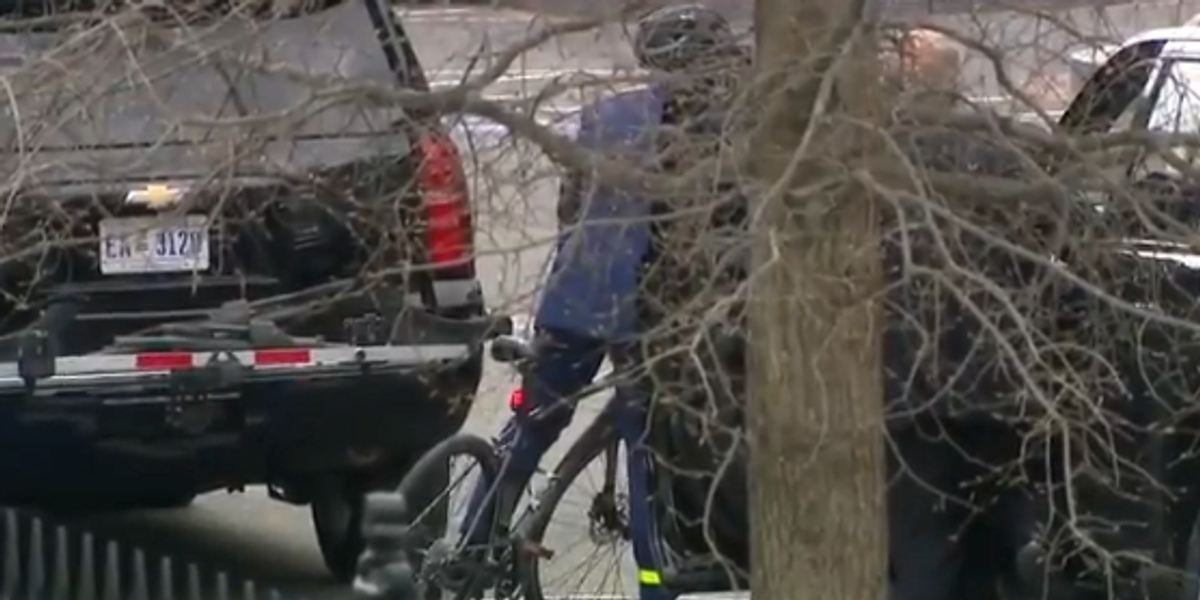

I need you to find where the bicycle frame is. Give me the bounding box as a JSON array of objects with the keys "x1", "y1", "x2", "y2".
[
  {"x1": 463, "y1": 251, "x2": 737, "y2": 599},
  {"x1": 458, "y1": 377, "x2": 734, "y2": 600},
  {"x1": 494, "y1": 249, "x2": 673, "y2": 567}
]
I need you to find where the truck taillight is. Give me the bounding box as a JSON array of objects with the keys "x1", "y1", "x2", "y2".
[{"x1": 417, "y1": 133, "x2": 473, "y2": 274}]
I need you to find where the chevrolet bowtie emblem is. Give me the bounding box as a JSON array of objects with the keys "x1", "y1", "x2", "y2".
[{"x1": 125, "y1": 184, "x2": 186, "y2": 210}]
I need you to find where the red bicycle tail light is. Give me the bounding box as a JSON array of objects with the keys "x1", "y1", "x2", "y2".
[
  {"x1": 416, "y1": 133, "x2": 473, "y2": 272},
  {"x1": 508, "y1": 387, "x2": 526, "y2": 412}
]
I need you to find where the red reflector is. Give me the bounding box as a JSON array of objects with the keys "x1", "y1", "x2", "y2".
[
  {"x1": 254, "y1": 349, "x2": 312, "y2": 365},
  {"x1": 508, "y1": 387, "x2": 526, "y2": 412},
  {"x1": 136, "y1": 353, "x2": 193, "y2": 370}
]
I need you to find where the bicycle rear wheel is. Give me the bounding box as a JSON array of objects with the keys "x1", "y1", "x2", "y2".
[
  {"x1": 394, "y1": 432, "x2": 504, "y2": 600},
  {"x1": 515, "y1": 412, "x2": 641, "y2": 600}
]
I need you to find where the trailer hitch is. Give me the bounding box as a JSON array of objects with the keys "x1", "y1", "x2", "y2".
[
  {"x1": 168, "y1": 352, "x2": 248, "y2": 393},
  {"x1": 164, "y1": 352, "x2": 248, "y2": 435}
]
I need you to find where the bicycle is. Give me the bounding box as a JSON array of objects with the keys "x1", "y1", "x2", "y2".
[{"x1": 353, "y1": 329, "x2": 748, "y2": 600}]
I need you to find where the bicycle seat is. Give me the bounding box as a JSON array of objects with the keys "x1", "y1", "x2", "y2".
[{"x1": 490, "y1": 334, "x2": 536, "y2": 363}]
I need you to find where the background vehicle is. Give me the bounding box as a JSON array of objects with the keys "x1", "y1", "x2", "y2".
[
  {"x1": 963, "y1": 23, "x2": 1200, "y2": 599},
  {"x1": 0, "y1": 0, "x2": 500, "y2": 582}
]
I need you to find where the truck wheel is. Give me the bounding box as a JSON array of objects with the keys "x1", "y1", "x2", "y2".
[{"x1": 311, "y1": 475, "x2": 367, "y2": 583}]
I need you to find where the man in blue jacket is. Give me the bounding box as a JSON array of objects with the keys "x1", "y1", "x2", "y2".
[
  {"x1": 484, "y1": 3, "x2": 737, "y2": 487},
  {"x1": 459, "y1": 1, "x2": 741, "y2": 591}
]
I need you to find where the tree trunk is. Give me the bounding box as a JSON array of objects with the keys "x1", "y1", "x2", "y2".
[{"x1": 746, "y1": 0, "x2": 887, "y2": 598}]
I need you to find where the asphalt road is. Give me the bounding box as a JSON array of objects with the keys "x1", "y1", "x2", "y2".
[{"x1": 32, "y1": 2, "x2": 1200, "y2": 600}]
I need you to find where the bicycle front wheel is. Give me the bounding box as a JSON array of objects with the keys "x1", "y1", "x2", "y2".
[
  {"x1": 516, "y1": 412, "x2": 641, "y2": 600},
  {"x1": 394, "y1": 433, "x2": 503, "y2": 600}
]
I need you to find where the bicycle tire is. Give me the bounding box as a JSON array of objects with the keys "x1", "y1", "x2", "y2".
[
  {"x1": 393, "y1": 432, "x2": 503, "y2": 600},
  {"x1": 515, "y1": 411, "x2": 625, "y2": 600}
]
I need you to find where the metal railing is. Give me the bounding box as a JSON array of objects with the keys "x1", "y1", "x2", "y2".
[{"x1": 0, "y1": 508, "x2": 286, "y2": 600}]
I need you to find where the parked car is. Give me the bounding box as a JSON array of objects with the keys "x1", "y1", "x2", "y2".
[{"x1": 0, "y1": 0, "x2": 504, "y2": 583}]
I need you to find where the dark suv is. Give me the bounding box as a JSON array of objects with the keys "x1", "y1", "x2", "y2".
[{"x1": 0, "y1": 0, "x2": 501, "y2": 582}]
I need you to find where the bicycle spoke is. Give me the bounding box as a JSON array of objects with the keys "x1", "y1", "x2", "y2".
[
  {"x1": 532, "y1": 445, "x2": 640, "y2": 600},
  {"x1": 408, "y1": 458, "x2": 478, "y2": 533},
  {"x1": 389, "y1": 434, "x2": 508, "y2": 600}
]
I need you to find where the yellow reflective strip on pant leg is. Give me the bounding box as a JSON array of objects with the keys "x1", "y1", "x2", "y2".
[{"x1": 638, "y1": 569, "x2": 662, "y2": 586}]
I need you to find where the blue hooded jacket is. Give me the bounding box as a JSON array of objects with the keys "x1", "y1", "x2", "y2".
[{"x1": 534, "y1": 86, "x2": 665, "y2": 343}]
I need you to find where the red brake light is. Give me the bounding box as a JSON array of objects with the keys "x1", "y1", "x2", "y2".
[{"x1": 417, "y1": 133, "x2": 473, "y2": 270}]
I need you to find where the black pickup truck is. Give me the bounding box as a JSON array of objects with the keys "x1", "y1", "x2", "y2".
[{"x1": 0, "y1": 0, "x2": 503, "y2": 582}]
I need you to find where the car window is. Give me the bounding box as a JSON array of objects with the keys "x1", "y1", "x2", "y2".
[
  {"x1": 1137, "y1": 60, "x2": 1200, "y2": 175},
  {"x1": 1060, "y1": 40, "x2": 1165, "y2": 135},
  {"x1": 1055, "y1": 53, "x2": 1160, "y2": 191},
  {"x1": 1111, "y1": 81, "x2": 1155, "y2": 132},
  {"x1": 1147, "y1": 62, "x2": 1200, "y2": 133}
]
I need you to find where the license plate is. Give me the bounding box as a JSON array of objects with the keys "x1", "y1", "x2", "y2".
[{"x1": 98, "y1": 215, "x2": 210, "y2": 275}]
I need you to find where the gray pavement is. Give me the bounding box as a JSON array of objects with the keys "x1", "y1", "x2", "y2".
[{"x1": 41, "y1": 1, "x2": 1200, "y2": 599}]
